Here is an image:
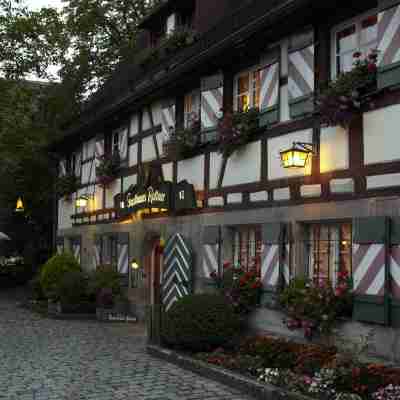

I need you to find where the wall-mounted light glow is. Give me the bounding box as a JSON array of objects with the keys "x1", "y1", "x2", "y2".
[
  {"x1": 76, "y1": 195, "x2": 89, "y2": 208},
  {"x1": 15, "y1": 197, "x2": 24, "y2": 212},
  {"x1": 131, "y1": 259, "x2": 139, "y2": 270},
  {"x1": 280, "y1": 142, "x2": 314, "y2": 169}
]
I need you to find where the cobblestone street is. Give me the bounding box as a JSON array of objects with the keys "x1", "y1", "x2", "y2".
[{"x1": 0, "y1": 289, "x2": 252, "y2": 400}]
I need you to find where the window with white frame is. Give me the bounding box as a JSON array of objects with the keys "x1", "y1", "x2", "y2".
[
  {"x1": 307, "y1": 223, "x2": 352, "y2": 286},
  {"x1": 332, "y1": 11, "x2": 378, "y2": 77},
  {"x1": 232, "y1": 226, "x2": 262, "y2": 275},
  {"x1": 184, "y1": 90, "x2": 200, "y2": 128},
  {"x1": 234, "y1": 70, "x2": 261, "y2": 112}
]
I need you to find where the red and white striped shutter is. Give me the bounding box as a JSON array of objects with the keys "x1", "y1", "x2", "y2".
[
  {"x1": 201, "y1": 73, "x2": 223, "y2": 131},
  {"x1": 202, "y1": 226, "x2": 221, "y2": 279},
  {"x1": 72, "y1": 237, "x2": 81, "y2": 265},
  {"x1": 259, "y1": 62, "x2": 280, "y2": 111},
  {"x1": 117, "y1": 233, "x2": 129, "y2": 275},
  {"x1": 161, "y1": 100, "x2": 176, "y2": 138},
  {"x1": 288, "y1": 31, "x2": 314, "y2": 103},
  {"x1": 59, "y1": 159, "x2": 67, "y2": 177},
  {"x1": 93, "y1": 236, "x2": 101, "y2": 269},
  {"x1": 118, "y1": 128, "x2": 128, "y2": 162},
  {"x1": 261, "y1": 243, "x2": 280, "y2": 288},
  {"x1": 378, "y1": 2, "x2": 400, "y2": 68}
]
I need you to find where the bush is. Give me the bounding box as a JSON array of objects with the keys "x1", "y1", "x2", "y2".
[
  {"x1": 162, "y1": 294, "x2": 241, "y2": 352},
  {"x1": 87, "y1": 264, "x2": 121, "y2": 297},
  {"x1": 40, "y1": 253, "x2": 81, "y2": 300},
  {"x1": 56, "y1": 270, "x2": 89, "y2": 306}
]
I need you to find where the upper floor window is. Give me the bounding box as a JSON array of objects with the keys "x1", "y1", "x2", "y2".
[
  {"x1": 332, "y1": 11, "x2": 377, "y2": 77},
  {"x1": 235, "y1": 70, "x2": 261, "y2": 112},
  {"x1": 184, "y1": 90, "x2": 200, "y2": 128}
]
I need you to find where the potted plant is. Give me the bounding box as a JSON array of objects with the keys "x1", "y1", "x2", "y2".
[
  {"x1": 55, "y1": 173, "x2": 79, "y2": 201},
  {"x1": 316, "y1": 49, "x2": 378, "y2": 128},
  {"x1": 162, "y1": 26, "x2": 197, "y2": 55},
  {"x1": 96, "y1": 152, "x2": 120, "y2": 187},
  {"x1": 217, "y1": 108, "x2": 260, "y2": 158},
  {"x1": 162, "y1": 113, "x2": 201, "y2": 160}
]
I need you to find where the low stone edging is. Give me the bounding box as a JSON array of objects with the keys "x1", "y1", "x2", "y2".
[{"x1": 147, "y1": 345, "x2": 313, "y2": 400}]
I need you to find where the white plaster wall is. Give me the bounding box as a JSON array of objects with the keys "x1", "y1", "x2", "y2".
[
  {"x1": 280, "y1": 84, "x2": 290, "y2": 122},
  {"x1": 155, "y1": 132, "x2": 163, "y2": 157},
  {"x1": 90, "y1": 185, "x2": 103, "y2": 211},
  {"x1": 320, "y1": 126, "x2": 349, "y2": 173},
  {"x1": 142, "y1": 136, "x2": 157, "y2": 162},
  {"x1": 58, "y1": 196, "x2": 74, "y2": 230},
  {"x1": 142, "y1": 109, "x2": 152, "y2": 131},
  {"x1": 130, "y1": 113, "x2": 139, "y2": 136},
  {"x1": 105, "y1": 180, "x2": 121, "y2": 209},
  {"x1": 123, "y1": 174, "x2": 137, "y2": 192},
  {"x1": 81, "y1": 161, "x2": 96, "y2": 184},
  {"x1": 162, "y1": 163, "x2": 173, "y2": 182},
  {"x1": 364, "y1": 104, "x2": 400, "y2": 165},
  {"x1": 209, "y1": 152, "x2": 224, "y2": 190},
  {"x1": 129, "y1": 143, "x2": 138, "y2": 167},
  {"x1": 177, "y1": 155, "x2": 204, "y2": 190},
  {"x1": 367, "y1": 173, "x2": 400, "y2": 190},
  {"x1": 223, "y1": 141, "x2": 261, "y2": 187},
  {"x1": 152, "y1": 102, "x2": 162, "y2": 126},
  {"x1": 268, "y1": 129, "x2": 313, "y2": 180}
]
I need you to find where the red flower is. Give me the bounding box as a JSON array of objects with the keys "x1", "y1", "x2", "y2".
[
  {"x1": 368, "y1": 63, "x2": 377, "y2": 73},
  {"x1": 210, "y1": 271, "x2": 217, "y2": 278},
  {"x1": 353, "y1": 51, "x2": 362, "y2": 58},
  {"x1": 223, "y1": 261, "x2": 231, "y2": 269}
]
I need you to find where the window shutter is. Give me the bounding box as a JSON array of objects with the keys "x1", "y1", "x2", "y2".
[
  {"x1": 59, "y1": 159, "x2": 67, "y2": 177},
  {"x1": 71, "y1": 236, "x2": 82, "y2": 265},
  {"x1": 288, "y1": 30, "x2": 314, "y2": 118},
  {"x1": 258, "y1": 48, "x2": 280, "y2": 127},
  {"x1": 352, "y1": 217, "x2": 389, "y2": 324},
  {"x1": 261, "y1": 223, "x2": 291, "y2": 298},
  {"x1": 118, "y1": 128, "x2": 128, "y2": 163},
  {"x1": 378, "y1": 0, "x2": 400, "y2": 89},
  {"x1": 95, "y1": 134, "x2": 105, "y2": 175},
  {"x1": 56, "y1": 237, "x2": 64, "y2": 255},
  {"x1": 390, "y1": 217, "x2": 400, "y2": 327},
  {"x1": 161, "y1": 99, "x2": 176, "y2": 138},
  {"x1": 93, "y1": 236, "x2": 101, "y2": 269},
  {"x1": 117, "y1": 233, "x2": 129, "y2": 275},
  {"x1": 201, "y1": 226, "x2": 221, "y2": 280},
  {"x1": 201, "y1": 73, "x2": 223, "y2": 141}
]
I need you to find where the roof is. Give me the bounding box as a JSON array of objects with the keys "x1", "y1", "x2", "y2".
[{"x1": 51, "y1": 0, "x2": 312, "y2": 153}]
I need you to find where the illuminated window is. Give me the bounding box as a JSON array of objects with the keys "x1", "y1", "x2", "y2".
[
  {"x1": 184, "y1": 90, "x2": 200, "y2": 128},
  {"x1": 232, "y1": 226, "x2": 262, "y2": 275},
  {"x1": 307, "y1": 223, "x2": 352, "y2": 287},
  {"x1": 332, "y1": 11, "x2": 377, "y2": 76},
  {"x1": 235, "y1": 71, "x2": 261, "y2": 112}
]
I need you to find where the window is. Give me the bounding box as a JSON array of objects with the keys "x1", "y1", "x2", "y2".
[
  {"x1": 232, "y1": 226, "x2": 262, "y2": 274},
  {"x1": 184, "y1": 90, "x2": 200, "y2": 128},
  {"x1": 307, "y1": 223, "x2": 352, "y2": 286},
  {"x1": 100, "y1": 235, "x2": 118, "y2": 269},
  {"x1": 332, "y1": 11, "x2": 377, "y2": 76},
  {"x1": 235, "y1": 70, "x2": 261, "y2": 112}
]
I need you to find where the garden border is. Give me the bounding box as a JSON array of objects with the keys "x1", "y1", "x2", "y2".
[{"x1": 147, "y1": 344, "x2": 315, "y2": 400}]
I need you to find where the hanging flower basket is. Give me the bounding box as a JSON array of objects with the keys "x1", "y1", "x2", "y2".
[
  {"x1": 316, "y1": 50, "x2": 378, "y2": 128},
  {"x1": 96, "y1": 153, "x2": 120, "y2": 187},
  {"x1": 55, "y1": 173, "x2": 79, "y2": 201}
]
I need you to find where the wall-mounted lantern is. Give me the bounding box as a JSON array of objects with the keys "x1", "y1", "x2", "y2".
[
  {"x1": 76, "y1": 195, "x2": 89, "y2": 208},
  {"x1": 280, "y1": 142, "x2": 315, "y2": 169},
  {"x1": 131, "y1": 259, "x2": 140, "y2": 270},
  {"x1": 15, "y1": 197, "x2": 24, "y2": 212}
]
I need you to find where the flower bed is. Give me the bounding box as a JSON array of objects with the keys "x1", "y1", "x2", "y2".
[{"x1": 194, "y1": 335, "x2": 400, "y2": 400}]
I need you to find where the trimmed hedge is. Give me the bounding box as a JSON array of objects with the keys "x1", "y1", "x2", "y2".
[{"x1": 162, "y1": 294, "x2": 241, "y2": 352}]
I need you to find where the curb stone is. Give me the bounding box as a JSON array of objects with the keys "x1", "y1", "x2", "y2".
[{"x1": 147, "y1": 345, "x2": 314, "y2": 400}]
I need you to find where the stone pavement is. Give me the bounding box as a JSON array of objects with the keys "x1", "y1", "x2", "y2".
[{"x1": 0, "y1": 289, "x2": 253, "y2": 400}]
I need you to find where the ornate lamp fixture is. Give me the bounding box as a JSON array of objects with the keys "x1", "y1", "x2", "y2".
[
  {"x1": 131, "y1": 259, "x2": 140, "y2": 270},
  {"x1": 280, "y1": 142, "x2": 315, "y2": 169},
  {"x1": 15, "y1": 197, "x2": 24, "y2": 212}
]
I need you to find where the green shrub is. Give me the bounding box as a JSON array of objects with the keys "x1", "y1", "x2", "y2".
[
  {"x1": 87, "y1": 264, "x2": 122, "y2": 299},
  {"x1": 57, "y1": 270, "x2": 89, "y2": 306},
  {"x1": 40, "y1": 253, "x2": 81, "y2": 300},
  {"x1": 162, "y1": 294, "x2": 241, "y2": 352}
]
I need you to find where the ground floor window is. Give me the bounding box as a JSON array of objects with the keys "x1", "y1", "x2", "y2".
[
  {"x1": 232, "y1": 226, "x2": 262, "y2": 275},
  {"x1": 307, "y1": 223, "x2": 352, "y2": 286}
]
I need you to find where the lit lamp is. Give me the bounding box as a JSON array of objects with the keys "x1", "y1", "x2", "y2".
[
  {"x1": 76, "y1": 195, "x2": 89, "y2": 208},
  {"x1": 15, "y1": 197, "x2": 24, "y2": 212},
  {"x1": 131, "y1": 259, "x2": 139, "y2": 270},
  {"x1": 280, "y1": 142, "x2": 314, "y2": 169},
  {"x1": 159, "y1": 237, "x2": 166, "y2": 249}
]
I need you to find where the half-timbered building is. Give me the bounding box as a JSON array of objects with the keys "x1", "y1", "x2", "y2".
[{"x1": 52, "y1": 0, "x2": 400, "y2": 359}]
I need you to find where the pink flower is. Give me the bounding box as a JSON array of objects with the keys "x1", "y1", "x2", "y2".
[
  {"x1": 368, "y1": 63, "x2": 377, "y2": 73},
  {"x1": 353, "y1": 51, "x2": 362, "y2": 58}
]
